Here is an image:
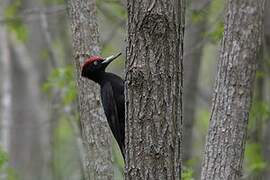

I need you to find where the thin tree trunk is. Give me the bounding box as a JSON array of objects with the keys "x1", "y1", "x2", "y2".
[
  {"x1": 0, "y1": 16, "x2": 12, "y2": 153},
  {"x1": 8, "y1": 1, "x2": 53, "y2": 179},
  {"x1": 201, "y1": 0, "x2": 265, "y2": 180},
  {"x1": 9, "y1": 39, "x2": 48, "y2": 180},
  {"x1": 67, "y1": 1, "x2": 113, "y2": 180},
  {"x1": 1, "y1": 1, "x2": 50, "y2": 180},
  {"x1": 125, "y1": 0, "x2": 185, "y2": 179},
  {"x1": 183, "y1": 0, "x2": 208, "y2": 163}
]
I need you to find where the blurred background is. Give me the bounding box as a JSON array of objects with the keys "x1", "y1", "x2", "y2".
[{"x1": 0, "y1": 0, "x2": 269, "y2": 179}]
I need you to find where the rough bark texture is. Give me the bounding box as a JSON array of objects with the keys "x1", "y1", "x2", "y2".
[
  {"x1": 183, "y1": 0, "x2": 207, "y2": 163},
  {"x1": 201, "y1": 0, "x2": 265, "y2": 180},
  {"x1": 125, "y1": 0, "x2": 185, "y2": 179},
  {"x1": 67, "y1": 1, "x2": 113, "y2": 180}
]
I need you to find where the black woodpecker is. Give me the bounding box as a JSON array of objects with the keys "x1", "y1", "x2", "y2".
[{"x1": 81, "y1": 53, "x2": 125, "y2": 157}]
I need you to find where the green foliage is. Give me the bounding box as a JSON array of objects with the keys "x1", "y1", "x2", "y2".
[
  {"x1": 43, "y1": 66, "x2": 81, "y2": 178},
  {"x1": 6, "y1": 168, "x2": 18, "y2": 180},
  {"x1": 245, "y1": 143, "x2": 267, "y2": 173},
  {"x1": 105, "y1": 2, "x2": 126, "y2": 19},
  {"x1": 207, "y1": 21, "x2": 224, "y2": 43},
  {"x1": 190, "y1": 3, "x2": 209, "y2": 24},
  {"x1": 4, "y1": 0, "x2": 28, "y2": 42},
  {"x1": 209, "y1": 0, "x2": 224, "y2": 19},
  {"x1": 189, "y1": 108, "x2": 210, "y2": 177},
  {"x1": 0, "y1": 147, "x2": 8, "y2": 170},
  {"x1": 205, "y1": 0, "x2": 224, "y2": 43},
  {"x1": 256, "y1": 70, "x2": 267, "y2": 79},
  {"x1": 53, "y1": 117, "x2": 81, "y2": 179},
  {"x1": 0, "y1": 147, "x2": 18, "y2": 180},
  {"x1": 58, "y1": 117, "x2": 74, "y2": 138},
  {"x1": 244, "y1": 97, "x2": 270, "y2": 176},
  {"x1": 249, "y1": 101, "x2": 270, "y2": 125},
  {"x1": 196, "y1": 109, "x2": 210, "y2": 132},
  {"x1": 97, "y1": 0, "x2": 127, "y2": 20},
  {"x1": 182, "y1": 167, "x2": 194, "y2": 180},
  {"x1": 42, "y1": 65, "x2": 77, "y2": 106},
  {"x1": 191, "y1": 11, "x2": 205, "y2": 24}
]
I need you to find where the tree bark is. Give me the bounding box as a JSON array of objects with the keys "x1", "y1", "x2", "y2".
[
  {"x1": 67, "y1": 0, "x2": 113, "y2": 180},
  {"x1": 183, "y1": 0, "x2": 208, "y2": 163},
  {"x1": 201, "y1": 0, "x2": 265, "y2": 180},
  {"x1": 125, "y1": 0, "x2": 185, "y2": 179},
  {"x1": 0, "y1": 7, "x2": 12, "y2": 153}
]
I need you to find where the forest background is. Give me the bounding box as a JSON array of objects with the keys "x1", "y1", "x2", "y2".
[{"x1": 0, "y1": 0, "x2": 270, "y2": 179}]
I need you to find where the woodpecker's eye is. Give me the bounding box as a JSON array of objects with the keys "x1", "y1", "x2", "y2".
[{"x1": 93, "y1": 61, "x2": 98, "y2": 65}]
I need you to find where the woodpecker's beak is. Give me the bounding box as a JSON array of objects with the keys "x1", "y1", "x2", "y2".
[{"x1": 102, "y1": 52, "x2": 122, "y2": 67}]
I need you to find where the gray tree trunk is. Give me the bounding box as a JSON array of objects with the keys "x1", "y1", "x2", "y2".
[
  {"x1": 9, "y1": 40, "x2": 48, "y2": 180},
  {"x1": 125, "y1": 0, "x2": 185, "y2": 179},
  {"x1": 200, "y1": 0, "x2": 265, "y2": 180},
  {"x1": 0, "y1": 1, "x2": 50, "y2": 180},
  {"x1": 67, "y1": 0, "x2": 113, "y2": 180},
  {"x1": 183, "y1": 0, "x2": 208, "y2": 163},
  {"x1": 0, "y1": 2, "x2": 12, "y2": 152}
]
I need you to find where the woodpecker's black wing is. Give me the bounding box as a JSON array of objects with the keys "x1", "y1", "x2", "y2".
[{"x1": 101, "y1": 80, "x2": 125, "y2": 156}]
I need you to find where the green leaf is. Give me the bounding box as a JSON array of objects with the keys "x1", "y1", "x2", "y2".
[
  {"x1": 245, "y1": 143, "x2": 267, "y2": 173},
  {"x1": 4, "y1": 0, "x2": 21, "y2": 18},
  {"x1": 183, "y1": 166, "x2": 194, "y2": 180},
  {"x1": 256, "y1": 70, "x2": 266, "y2": 79},
  {"x1": 42, "y1": 65, "x2": 77, "y2": 107},
  {"x1": 0, "y1": 147, "x2": 8, "y2": 170},
  {"x1": 249, "y1": 101, "x2": 270, "y2": 125},
  {"x1": 4, "y1": 0, "x2": 28, "y2": 42},
  {"x1": 208, "y1": 21, "x2": 224, "y2": 43},
  {"x1": 204, "y1": 0, "x2": 224, "y2": 43}
]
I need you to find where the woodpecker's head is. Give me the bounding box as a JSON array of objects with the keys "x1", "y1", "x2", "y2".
[{"x1": 81, "y1": 53, "x2": 121, "y2": 82}]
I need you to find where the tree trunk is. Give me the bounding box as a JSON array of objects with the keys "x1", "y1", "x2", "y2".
[
  {"x1": 183, "y1": 0, "x2": 208, "y2": 163},
  {"x1": 9, "y1": 40, "x2": 48, "y2": 180},
  {"x1": 0, "y1": 9, "x2": 12, "y2": 153},
  {"x1": 125, "y1": 0, "x2": 185, "y2": 179},
  {"x1": 0, "y1": 1, "x2": 50, "y2": 180},
  {"x1": 201, "y1": 0, "x2": 265, "y2": 180},
  {"x1": 67, "y1": 0, "x2": 113, "y2": 180}
]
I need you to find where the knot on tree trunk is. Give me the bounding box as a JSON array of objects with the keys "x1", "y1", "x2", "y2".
[
  {"x1": 139, "y1": 13, "x2": 169, "y2": 41},
  {"x1": 128, "y1": 66, "x2": 145, "y2": 88}
]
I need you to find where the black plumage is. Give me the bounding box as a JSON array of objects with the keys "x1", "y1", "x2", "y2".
[{"x1": 81, "y1": 53, "x2": 125, "y2": 157}]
